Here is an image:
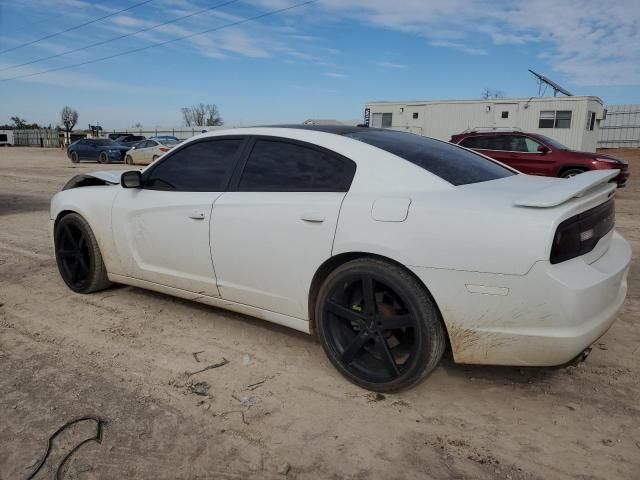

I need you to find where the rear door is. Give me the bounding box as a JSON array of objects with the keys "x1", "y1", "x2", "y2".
[
  {"x1": 112, "y1": 137, "x2": 246, "y2": 295},
  {"x1": 459, "y1": 135, "x2": 516, "y2": 168},
  {"x1": 211, "y1": 138, "x2": 356, "y2": 319}
]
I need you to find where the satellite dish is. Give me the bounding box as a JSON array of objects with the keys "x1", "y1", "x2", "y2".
[{"x1": 528, "y1": 69, "x2": 572, "y2": 97}]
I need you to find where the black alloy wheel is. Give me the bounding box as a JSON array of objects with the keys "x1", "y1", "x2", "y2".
[
  {"x1": 316, "y1": 258, "x2": 446, "y2": 392},
  {"x1": 99, "y1": 152, "x2": 111, "y2": 164},
  {"x1": 70, "y1": 151, "x2": 79, "y2": 163},
  {"x1": 54, "y1": 213, "x2": 111, "y2": 293}
]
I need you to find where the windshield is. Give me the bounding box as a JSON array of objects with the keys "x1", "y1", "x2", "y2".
[
  {"x1": 345, "y1": 130, "x2": 515, "y2": 186},
  {"x1": 535, "y1": 134, "x2": 568, "y2": 150}
]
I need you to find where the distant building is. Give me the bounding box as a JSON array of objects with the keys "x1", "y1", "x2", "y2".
[
  {"x1": 364, "y1": 96, "x2": 605, "y2": 152},
  {"x1": 0, "y1": 130, "x2": 14, "y2": 146}
]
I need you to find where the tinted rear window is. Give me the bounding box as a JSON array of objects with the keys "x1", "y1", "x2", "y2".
[
  {"x1": 346, "y1": 130, "x2": 514, "y2": 186},
  {"x1": 239, "y1": 140, "x2": 355, "y2": 192}
]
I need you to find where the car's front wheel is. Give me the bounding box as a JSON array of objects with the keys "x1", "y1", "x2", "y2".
[
  {"x1": 125, "y1": 154, "x2": 134, "y2": 165},
  {"x1": 561, "y1": 168, "x2": 586, "y2": 179},
  {"x1": 316, "y1": 258, "x2": 446, "y2": 392},
  {"x1": 99, "y1": 152, "x2": 111, "y2": 164},
  {"x1": 54, "y1": 213, "x2": 112, "y2": 294},
  {"x1": 70, "y1": 151, "x2": 79, "y2": 163}
]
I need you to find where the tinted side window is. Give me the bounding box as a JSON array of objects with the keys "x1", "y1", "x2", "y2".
[
  {"x1": 346, "y1": 130, "x2": 514, "y2": 186},
  {"x1": 145, "y1": 139, "x2": 242, "y2": 191},
  {"x1": 239, "y1": 140, "x2": 355, "y2": 192},
  {"x1": 508, "y1": 136, "x2": 540, "y2": 152}
]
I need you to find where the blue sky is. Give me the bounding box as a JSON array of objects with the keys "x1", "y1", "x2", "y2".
[{"x1": 1, "y1": 0, "x2": 639, "y2": 129}]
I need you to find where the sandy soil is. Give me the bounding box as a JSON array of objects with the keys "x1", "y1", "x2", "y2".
[{"x1": 1, "y1": 147, "x2": 639, "y2": 480}]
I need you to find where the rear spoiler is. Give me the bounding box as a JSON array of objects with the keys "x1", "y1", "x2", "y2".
[{"x1": 515, "y1": 170, "x2": 619, "y2": 208}]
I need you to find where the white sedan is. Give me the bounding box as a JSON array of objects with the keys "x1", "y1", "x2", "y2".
[
  {"x1": 49, "y1": 126, "x2": 631, "y2": 392},
  {"x1": 125, "y1": 138, "x2": 179, "y2": 165}
]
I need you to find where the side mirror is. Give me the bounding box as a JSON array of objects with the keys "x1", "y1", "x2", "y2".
[
  {"x1": 121, "y1": 170, "x2": 142, "y2": 188},
  {"x1": 537, "y1": 145, "x2": 550, "y2": 154}
]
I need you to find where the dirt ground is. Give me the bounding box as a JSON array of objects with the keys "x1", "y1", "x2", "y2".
[{"x1": 1, "y1": 147, "x2": 638, "y2": 480}]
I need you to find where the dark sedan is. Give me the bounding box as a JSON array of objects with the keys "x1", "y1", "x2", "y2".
[
  {"x1": 67, "y1": 138, "x2": 130, "y2": 163},
  {"x1": 114, "y1": 134, "x2": 146, "y2": 147}
]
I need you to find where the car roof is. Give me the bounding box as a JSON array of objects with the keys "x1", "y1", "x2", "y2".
[
  {"x1": 457, "y1": 130, "x2": 528, "y2": 136},
  {"x1": 261, "y1": 124, "x2": 378, "y2": 136}
]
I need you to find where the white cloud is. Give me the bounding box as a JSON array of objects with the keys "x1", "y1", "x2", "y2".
[
  {"x1": 324, "y1": 71, "x2": 347, "y2": 78},
  {"x1": 373, "y1": 61, "x2": 407, "y2": 69},
  {"x1": 430, "y1": 40, "x2": 488, "y2": 56},
  {"x1": 269, "y1": 0, "x2": 640, "y2": 86}
]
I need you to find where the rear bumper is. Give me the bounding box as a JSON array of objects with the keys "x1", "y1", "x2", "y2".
[{"x1": 410, "y1": 231, "x2": 631, "y2": 366}]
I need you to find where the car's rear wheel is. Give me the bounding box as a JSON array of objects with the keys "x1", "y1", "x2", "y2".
[
  {"x1": 316, "y1": 258, "x2": 446, "y2": 392},
  {"x1": 54, "y1": 213, "x2": 112, "y2": 294},
  {"x1": 125, "y1": 154, "x2": 134, "y2": 165},
  {"x1": 561, "y1": 168, "x2": 586, "y2": 179},
  {"x1": 70, "y1": 151, "x2": 79, "y2": 163},
  {"x1": 99, "y1": 152, "x2": 111, "y2": 164}
]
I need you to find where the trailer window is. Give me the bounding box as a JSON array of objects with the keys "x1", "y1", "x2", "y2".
[
  {"x1": 586, "y1": 111, "x2": 596, "y2": 131},
  {"x1": 539, "y1": 110, "x2": 572, "y2": 129},
  {"x1": 346, "y1": 130, "x2": 515, "y2": 186},
  {"x1": 0, "y1": 134, "x2": 7, "y2": 142}
]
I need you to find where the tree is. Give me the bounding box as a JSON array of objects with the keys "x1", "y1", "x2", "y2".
[
  {"x1": 10, "y1": 116, "x2": 27, "y2": 129},
  {"x1": 181, "y1": 103, "x2": 223, "y2": 127},
  {"x1": 481, "y1": 88, "x2": 505, "y2": 99},
  {"x1": 61, "y1": 106, "x2": 79, "y2": 135}
]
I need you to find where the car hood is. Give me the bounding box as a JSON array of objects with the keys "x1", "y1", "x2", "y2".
[
  {"x1": 62, "y1": 170, "x2": 128, "y2": 190},
  {"x1": 88, "y1": 170, "x2": 128, "y2": 184},
  {"x1": 564, "y1": 149, "x2": 628, "y2": 165}
]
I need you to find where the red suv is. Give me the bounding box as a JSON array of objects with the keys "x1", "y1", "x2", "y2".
[{"x1": 450, "y1": 130, "x2": 629, "y2": 187}]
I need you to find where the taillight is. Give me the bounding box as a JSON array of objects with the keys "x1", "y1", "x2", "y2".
[
  {"x1": 550, "y1": 199, "x2": 615, "y2": 264},
  {"x1": 159, "y1": 147, "x2": 169, "y2": 152}
]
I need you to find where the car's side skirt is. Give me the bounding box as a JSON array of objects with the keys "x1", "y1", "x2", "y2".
[{"x1": 108, "y1": 274, "x2": 311, "y2": 334}]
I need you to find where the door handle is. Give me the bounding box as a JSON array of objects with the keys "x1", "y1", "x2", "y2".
[
  {"x1": 188, "y1": 211, "x2": 205, "y2": 220},
  {"x1": 300, "y1": 212, "x2": 325, "y2": 223}
]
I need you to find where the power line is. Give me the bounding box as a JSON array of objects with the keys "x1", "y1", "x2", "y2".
[
  {"x1": 0, "y1": 0, "x2": 156, "y2": 56},
  {"x1": 0, "y1": 0, "x2": 241, "y2": 73},
  {"x1": 0, "y1": 0, "x2": 317, "y2": 83}
]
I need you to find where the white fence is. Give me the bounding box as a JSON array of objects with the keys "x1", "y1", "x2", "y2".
[
  {"x1": 598, "y1": 105, "x2": 640, "y2": 148},
  {"x1": 13, "y1": 129, "x2": 61, "y2": 147}
]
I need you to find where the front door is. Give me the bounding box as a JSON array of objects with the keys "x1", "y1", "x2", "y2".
[
  {"x1": 211, "y1": 138, "x2": 356, "y2": 319},
  {"x1": 502, "y1": 134, "x2": 557, "y2": 176},
  {"x1": 111, "y1": 137, "x2": 245, "y2": 295}
]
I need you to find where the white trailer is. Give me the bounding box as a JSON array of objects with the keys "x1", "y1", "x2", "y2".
[
  {"x1": 0, "y1": 130, "x2": 14, "y2": 146},
  {"x1": 364, "y1": 96, "x2": 605, "y2": 152}
]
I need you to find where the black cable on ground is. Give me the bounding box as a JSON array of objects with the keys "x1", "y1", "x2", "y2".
[{"x1": 23, "y1": 415, "x2": 104, "y2": 480}]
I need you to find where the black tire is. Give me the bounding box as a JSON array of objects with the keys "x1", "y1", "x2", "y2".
[
  {"x1": 54, "y1": 213, "x2": 112, "y2": 294},
  {"x1": 71, "y1": 151, "x2": 79, "y2": 163},
  {"x1": 316, "y1": 258, "x2": 446, "y2": 392},
  {"x1": 125, "y1": 154, "x2": 134, "y2": 165},
  {"x1": 152, "y1": 155, "x2": 158, "y2": 162},
  {"x1": 99, "y1": 152, "x2": 111, "y2": 164},
  {"x1": 560, "y1": 168, "x2": 586, "y2": 179}
]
